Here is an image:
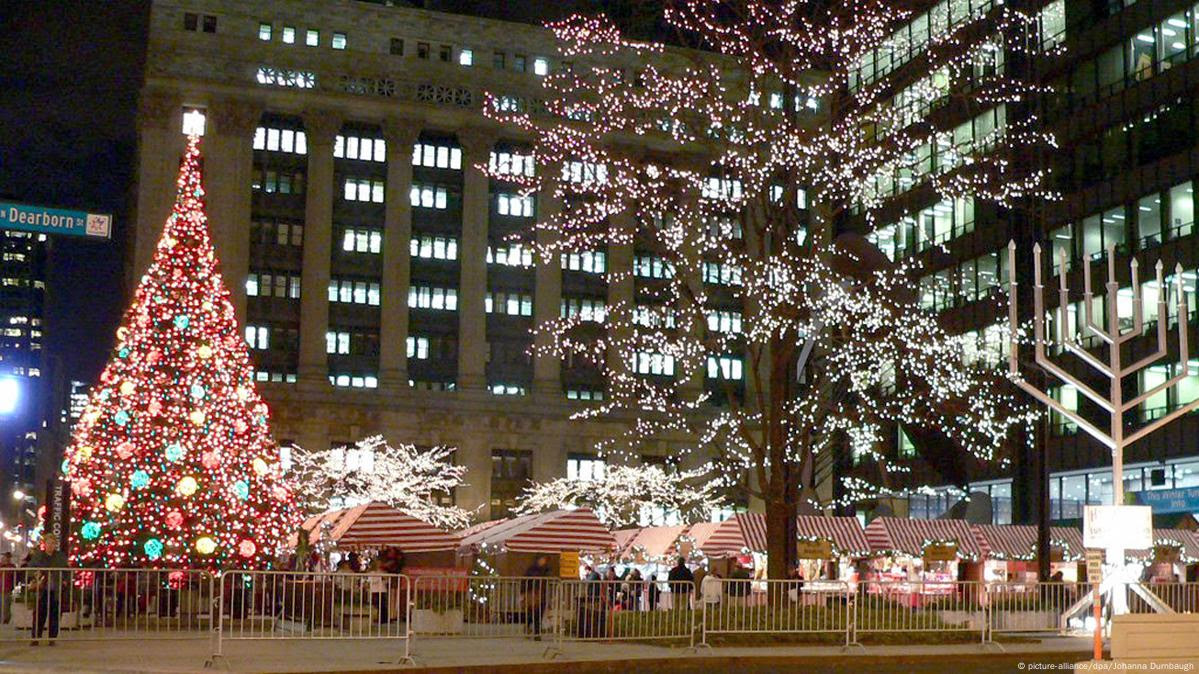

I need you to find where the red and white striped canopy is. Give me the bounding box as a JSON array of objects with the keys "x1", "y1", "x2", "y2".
[
  {"x1": 971, "y1": 524, "x2": 1086, "y2": 562},
  {"x1": 687, "y1": 514, "x2": 765, "y2": 556},
  {"x1": 301, "y1": 502, "x2": 459, "y2": 552},
  {"x1": 1126, "y1": 529, "x2": 1199, "y2": 562},
  {"x1": 457, "y1": 509, "x2": 615, "y2": 554},
  {"x1": 864, "y1": 517, "x2": 983, "y2": 559},
  {"x1": 622, "y1": 525, "x2": 689, "y2": 561},
  {"x1": 796, "y1": 515, "x2": 871, "y2": 556}
]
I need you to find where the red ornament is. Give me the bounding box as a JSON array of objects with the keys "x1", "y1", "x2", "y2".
[
  {"x1": 165, "y1": 510, "x2": 184, "y2": 530},
  {"x1": 238, "y1": 540, "x2": 256, "y2": 558},
  {"x1": 201, "y1": 451, "x2": 220, "y2": 470},
  {"x1": 115, "y1": 442, "x2": 135, "y2": 459}
]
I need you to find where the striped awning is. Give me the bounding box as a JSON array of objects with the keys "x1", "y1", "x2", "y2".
[
  {"x1": 1126, "y1": 529, "x2": 1199, "y2": 562},
  {"x1": 687, "y1": 514, "x2": 766, "y2": 557},
  {"x1": 863, "y1": 517, "x2": 983, "y2": 559},
  {"x1": 457, "y1": 509, "x2": 616, "y2": 554},
  {"x1": 971, "y1": 525, "x2": 1086, "y2": 562},
  {"x1": 796, "y1": 515, "x2": 871, "y2": 557},
  {"x1": 612, "y1": 528, "x2": 640, "y2": 558},
  {"x1": 301, "y1": 502, "x2": 459, "y2": 552}
]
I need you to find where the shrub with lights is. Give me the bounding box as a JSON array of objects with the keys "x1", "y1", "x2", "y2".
[{"x1": 66, "y1": 136, "x2": 298, "y2": 569}]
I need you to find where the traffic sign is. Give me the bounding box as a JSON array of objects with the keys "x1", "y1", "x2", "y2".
[{"x1": 0, "y1": 201, "x2": 111, "y2": 239}]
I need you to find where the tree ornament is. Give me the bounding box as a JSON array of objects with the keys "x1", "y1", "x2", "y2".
[
  {"x1": 105, "y1": 493, "x2": 125, "y2": 512},
  {"x1": 164, "y1": 443, "x2": 185, "y2": 462},
  {"x1": 201, "y1": 451, "x2": 220, "y2": 470},
  {"x1": 119, "y1": 381, "x2": 136, "y2": 396},
  {"x1": 115, "y1": 441, "x2": 135, "y2": 459},
  {"x1": 176, "y1": 476, "x2": 199, "y2": 497},
  {"x1": 174, "y1": 315, "x2": 189, "y2": 330},
  {"x1": 238, "y1": 539, "x2": 256, "y2": 558},
  {"x1": 165, "y1": 510, "x2": 184, "y2": 530},
  {"x1": 130, "y1": 470, "x2": 150, "y2": 489},
  {"x1": 231, "y1": 480, "x2": 249, "y2": 500},
  {"x1": 144, "y1": 539, "x2": 164, "y2": 560},
  {"x1": 189, "y1": 409, "x2": 205, "y2": 426},
  {"x1": 197, "y1": 344, "x2": 212, "y2": 360},
  {"x1": 194, "y1": 537, "x2": 216, "y2": 555},
  {"x1": 114, "y1": 410, "x2": 131, "y2": 426},
  {"x1": 81, "y1": 522, "x2": 101, "y2": 540}
]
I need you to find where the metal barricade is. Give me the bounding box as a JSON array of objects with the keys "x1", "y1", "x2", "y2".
[
  {"x1": 0, "y1": 567, "x2": 214, "y2": 643},
  {"x1": 700, "y1": 579, "x2": 850, "y2": 647},
  {"x1": 410, "y1": 575, "x2": 558, "y2": 639},
  {"x1": 557, "y1": 579, "x2": 695, "y2": 646},
  {"x1": 214, "y1": 570, "x2": 412, "y2": 664},
  {"x1": 1126, "y1": 582, "x2": 1199, "y2": 614},
  {"x1": 986, "y1": 582, "x2": 1083, "y2": 636},
  {"x1": 854, "y1": 580, "x2": 987, "y2": 641}
]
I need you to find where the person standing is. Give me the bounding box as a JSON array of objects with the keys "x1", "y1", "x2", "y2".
[
  {"x1": 625, "y1": 568, "x2": 644, "y2": 611},
  {"x1": 0, "y1": 552, "x2": 14, "y2": 624},
  {"x1": 647, "y1": 573, "x2": 661, "y2": 611},
  {"x1": 667, "y1": 558, "x2": 694, "y2": 609},
  {"x1": 701, "y1": 569, "x2": 723, "y2": 610},
  {"x1": 522, "y1": 555, "x2": 551, "y2": 640},
  {"x1": 29, "y1": 534, "x2": 67, "y2": 646}
]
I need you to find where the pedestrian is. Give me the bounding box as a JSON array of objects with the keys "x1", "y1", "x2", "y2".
[
  {"x1": 701, "y1": 569, "x2": 723, "y2": 609},
  {"x1": 29, "y1": 534, "x2": 67, "y2": 646},
  {"x1": 667, "y1": 557, "x2": 694, "y2": 609},
  {"x1": 647, "y1": 573, "x2": 661, "y2": 611},
  {"x1": 522, "y1": 555, "x2": 551, "y2": 640},
  {"x1": 0, "y1": 553, "x2": 14, "y2": 624},
  {"x1": 787, "y1": 566, "x2": 805, "y2": 603},
  {"x1": 347, "y1": 551, "x2": 362, "y2": 573},
  {"x1": 626, "y1": 568, "x2": 644, "y2": 611},
  {"x1": 603, "y1": 567, "x2": 620, "y2": 608},
  {"x1": 367, "y1": 557, "x2": 389, "y2": 624}
]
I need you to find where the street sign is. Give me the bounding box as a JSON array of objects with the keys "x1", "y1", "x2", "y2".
[
  {"x1": 0, "y1": 200, "x2": 111, "y2": 239},
  {"x1": 1083, "y1": 504, "x2": 1152, "y2": 549},
  {"x1": 1132, "y1": 486, "x2": 1199, "y2": 514},
  {"x1": 1085, "y1": 549, "x2": 1104, "y2": 584}
]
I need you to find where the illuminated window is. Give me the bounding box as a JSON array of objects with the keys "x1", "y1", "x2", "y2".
[
  {"x1": 332, "y1": 32, "x2": 347, "y2": 50},
  {"x1": 486, "y1": 244, "x2": 533, "y2": 267},
  {"x1": 408, "y1": 285, "x2": 458, "y2": 310},
  {"x1": 707, "y1": 310, "x2": 742, "y2": 333},
  {"x1": 485, "y1": 292, "x2": 533, "y2": 316},
  {"x1": 459, "y1": 49, "x2": 473, "y2": 66},
  {"x1": 489, "y1": 151, "x2": 535, "y2": 177},
  {"x1": 561, "y1": 297, "x2": 606, "y2": 322},
  {"x1": 633, "y1": 352, "x2": 675, "y2": 376},
  {"x1": 413, "y1": 143, "x2": 462, "y2": 169},
  {"x1": 341, "y1": 228, "x2": 382, "y2": 254},
  {"x1": 328, "y1": 279, "x2": 381, "y2": 306},
  {"x1": 282, "y1": 26, "x2": 295, "y2": 44},
  {"x1": 410, "y1": 235, "x2": 458, "y2": 260},
  {"x1": 409, "y1": 184, "x2": 448, "y2": 209},
  {"x1": 305, "y1": 29, "x2": 319, "y2": 47},
  {"x1": 533, "y1": 57, "x2": 549, "y2": 76},
  {"x1": 706, "y1": 355, "x2": 744, "y2": 380},
  {"x1": 245, "y1": 326, "x2": 269, "y2": 350},
  {"x1": 406, "y1": 336, "x2": 429, "y2": 359},
  {"x1": 561, "y1": 251, "x2": 606, "y2": 273},
  {"x1": 567, "y1": 454, "x2": 605, "y2": 481},
  {"x1": 254, "y1": 126, "x2": 308, "y2": 154},
  {"x1": 334, "y1": 135, "x2": 386, "y2": 162},
  {"x1": 181, "y1": 109, "x2": 206, "y2": 136},
  {"x1": 343, "y1": 178, "x2": 385, "y2": 203},
  {"x1": 258, "y1": 23, "x2": 272, "y2": 41}
]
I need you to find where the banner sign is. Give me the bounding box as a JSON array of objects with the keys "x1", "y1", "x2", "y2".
[
  {"x1": 559, "y1": 551, "x2": 580, "y2": 577},
  {"x1": 1084, "y1": 505, "x2": 1152, "y2": 550},
  {"x1": 796, "y1": 539, "x2": 834, "y2": 559},
  {"x1": 0, "y1": 201, "x2": 111, "y2": 239},
  {"x1": 42, "y1": 478, "x2": 70, "y2": 545},
  {"x1": 1085, "y1": 549, "x2": 1104, "y2": 584},
  {"x1": 923, "y1": 542, "x2": 958, "y2": 562},
  {"x1": 1131, "y1": 487, "x2": 1199, "y2": 514}
]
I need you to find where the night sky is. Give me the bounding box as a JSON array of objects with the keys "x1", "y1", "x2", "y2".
[{"x1": 0, "y1": 0, "x2": 660, "y2": 384}]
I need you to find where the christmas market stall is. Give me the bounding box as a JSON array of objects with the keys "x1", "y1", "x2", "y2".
[
  {"x1": 862, "y1": 517, "x2": 984, "y2": 602},
  {"x1": 684, "y1": 513, "x2": 764, "y2": 576},
  {"x1": 301, "y1": 501, "x2": 461, "y2": 568},
  {"x1": 1127, "y1": 529, "x2": 1199, "y2": 583},
  {"x1": 793, "y1": 515, "x2": 872, "y2": 588},
  {"x1": 970, "y1": 524, "x2": 1085, "y2": 584},
  {"x1": 456, "y1": 508, "x2": 616, "y2": 577}
]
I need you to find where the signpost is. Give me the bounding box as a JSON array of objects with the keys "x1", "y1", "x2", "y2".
[
  {"x1": 1083, "y1": 505, "x2": 1152, "y2": 551},
  {"x1": 0, "y1": 201, "x2": 111, "y2": 239},
  {"x1": 1086, "y1": 549, "x2": 1104, "y2": 661}
]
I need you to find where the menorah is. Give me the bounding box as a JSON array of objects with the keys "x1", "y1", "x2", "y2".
[{"x1": 1006, "y1": 241, "x2": 1196, "y2": 617}]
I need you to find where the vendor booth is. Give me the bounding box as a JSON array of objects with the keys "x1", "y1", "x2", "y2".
[
  {"x1": 1129, "y1": 529, "x2": 1199, "y2": 583},
  {"x1": 971, "y1": 524, "x2": 1085, "y2": 584},
  {"x1": 456, "y1": 508, "x2": 616, "y2": 576},
  {"x1": 862, "y1": 517, "x2": 983, "y2": 600},
  {"x1": 794, "y1": 515, "x2": 871, "y2": 588},
  {"x1": 300, "y1": 501, "x2": 461, "y2": 567}
]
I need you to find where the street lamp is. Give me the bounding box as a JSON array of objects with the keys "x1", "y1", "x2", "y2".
[{"x1": 10, "y1": 490, "x2": 22, "y2": 502}]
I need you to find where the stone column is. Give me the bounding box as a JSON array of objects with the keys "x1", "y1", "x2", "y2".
[
  {"x1": 133, "y1": 92, "x2": 186, "y2": 283},
  {"x1": 297, "y1": 110, "x2": 341, "y2": 391},
  {"x1": 605, "y1": 212, "x2": 636, "y2": 377},
  {"x1": 205, "y1": 99, "x2": 261, "y2": 323},
  {"x1": 532, "y1": 188, "x2": 562, "y2": 399},
  {"x1": 455, "y1": 128, "x2": 496, "y2": 392},
  {"x1": 378, "y1": 116, "x2": 423, "y2": 393}
]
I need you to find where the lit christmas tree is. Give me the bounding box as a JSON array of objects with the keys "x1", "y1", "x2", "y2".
[{"x1": 66, "y1": 135, "x2": 298, "y2": 569}]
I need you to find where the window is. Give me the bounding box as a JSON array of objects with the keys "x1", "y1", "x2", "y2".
[
  {"x1": 561, "y1": 251, "x2": 606, "y2": 273},
  {"x1": 438, "y1": 44, "x2": 451, "y2": 62},
  {"x1": 634, "y1": 255, "x2": 674, "y2": 279},
  {"x1": 634, "y1": 352, "x2": 675, "y2": 376},
  {"x1": 328, "y1": 279, "x2": 381, "y2": 306},
  {"x1": 413, "y1": 143, "x2": 462, "y2": 169},
  {"x1": 390, "y1": 38, "x2": 404, "y2": 56},
  {"x1": 417, "y1": 42, "x2": 430, "y2": 59},
  {"x1": 496, "y1": 193, "x2": 534, "y2": 217},
  {"x1": 490, "y1": 449, "x2": 531, "y2": 519},
  {"x1": 252, "y1": 168, "x2": 306, "y2": 194},
  {"x1": 702, "y1": 177, "x2": 743, "y2": 201},
  {"x1": 485, "y1": 291, "x2": 533, "y2": 316},
  {"x1": 343, "y1": 178, "x2": 385, "y2": 203},
  {"x1": 245, "y1": 326, "x2": 269, "y2": 350},
  {"x1": 533, "y1": 57, "x2": 549, "y2": 76},
  {"x1": 255, "y1": 67, "x2": 316, "y2": 89},
  {"x1": 459, "y1": 49, "x2": 473, "y2": 66},
  {"x1": 332, "y1": 32, "x2": 347, "y2": 50},
  {"x1": 330, "y1": 374, "x2": 379, "y2": 389},
  {"x1": 255, "y1": 371, "x2": 298, "y2": 384},
  {"x1": 409, "y1": 285, "x2": 459, "y2": 310},
  {"x1": 251, "y1": 220, "x2": 303, "y2": 246},
  {"x1": 486, "y1": 243, "x2": 533, "y2": 268},
  {"x1": 706, "y1": 355, "x2": 743, "y2": 380},
  {"x1": 489, "y1": 151, "x2": 535, "y2": 177},
  {"x1": 409, "y1": 184, "x2": 449, "y2": 209},
  {"x1": 490, "y1": 384, "x2": 527, "y2": 396},
  {"x1": 493, "y1": 51, "x2": 506, "y2": 69},
  {"x1": 282, "y1": 26, "x2": 295, "y2": 44},
  {"x1": 1050, "y1": 384, "x2": 1080, "y2": 433},
  {"x1": 305, "y1": 29, "x2": 319, "y2": 47},
  {"x1": 566, "y1": 389, "x2": 604, "y2": 401},
  {"x1": 567, "y1": 453, "x2": 605, "y2": 481},
  {"x1": 258, "y1": 23, "x2": 272, "y2": 41},
  {"x1": 181, "y1": 108, "x2": 206, "y2": 136},
  {"x1": 406, "y1": 336, "x2": 430, "y2": 359},
  {"x1": 334, "y1": 134, "x2": 386, "y2": 162},
  {"x1": 514, "y1": 54, "x2": 527, "y2": 72},
  {"x1": 183, "y1": 13, "x2": 198, "y2": 31},
  {"x1": 245, "y1": 271, "x2": 301, "y2": 299},
  {"x1": 633, "y1": 304, "x2": 676, "y2": 328},
  {"x1": 898, "y1": 425, "x2": 917, "y2": 458},
  {"x1": 563, "y1": 160, "x2": 608, "y2": 185},
  {"x1": 410, "y1": 235, "x2": 458, "y2": 260},
  {"x1": 340, "y1": 228, "x2": 382, "y2": 254},
  {"x1": 326, "y1": 331, "x2": 350, "y2": 355},
  {"x1": 202, "y1": 15, "x2": 216, "y2": 33},
  {"x1": 561, "y1": 296, "x2": 606, "y2": 322},
  {"x1": 707, "y1": 310, "x2": 742, "y2": 333},
  {"x1": 254, "y1": 126, "x2": 308, "y2": 154},
  {"x1": 703, "y1": 262, "x2": 742, "y2": 286}
]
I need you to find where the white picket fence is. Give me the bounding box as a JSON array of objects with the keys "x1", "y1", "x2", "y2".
[{"x1": 0, "y1": 568, "x2": 1192, "y2": 662}]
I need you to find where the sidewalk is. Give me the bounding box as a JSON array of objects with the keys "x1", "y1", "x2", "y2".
[{"x1": 0, "y1": 634, "x2": 1094, "y2": 673}]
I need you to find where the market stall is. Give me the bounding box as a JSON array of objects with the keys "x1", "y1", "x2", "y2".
[
  {"x1": 301, "y1": 501, "x2": 462, "y2": 566},
  {"x1": 1129, "y1": 529, "x2": 1199, "y2": 582},
  {"x1": 456, "y1": 508, "x2": 616, "y2": 576},
  {"x1": 862, "y1": 517, "x2": 984, "y2": 604},
  {"x1": 794, "y1": 515, "x2": 871, "y2": 588},
  {"x1": 971, "y1": 524, "x2": 1085, "y2": 584}
]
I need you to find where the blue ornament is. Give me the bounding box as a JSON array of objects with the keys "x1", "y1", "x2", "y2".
[
  {"x1": 174, "y1": 315, "x2": 190, "y2": 330},
  {"x1": 130, "y1": 470, "x2": 150, "y2": 489},
  {"x1": 144, "y1": 538, "x2": 163, "y2": 560},
  {"x1": 190, "y1": 384, "x2": 205, "y2": 400},
  {"x1": 60, "y1": 459, "x2": 70, "y2": 475},
  {"x1": 118, "y1": 348, "x2": 130, "y2": 358},
  {"x1": 81, "y1": 522, "x2": 101, "y2": 540},
  {"x1": 114, "y1": 410, "x2": 131, "y2": 426},
  {"x1": 232, "y1": 480, "x2": 249, "y2": 500},
  {"x1": 165, "y1": 443, "x2": 184, "y2": 462}
]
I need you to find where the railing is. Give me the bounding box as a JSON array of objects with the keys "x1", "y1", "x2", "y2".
[
  {"x1": 0, "y1": 567, "x2": 214, "y2": 643},
  {"x1": 410, "y1": 575, "x2": 560, "y2": 639},
  {"x1": 986, "y1": 582, "x2": 1086, "y2": 634},
  {"x1": 855, "y1": 580, "x2": 987, "y2": 641},
  {"x1": 556, "y1": 579, "x2": 696, "y2": 646},
  {"x1": 214, "y1": 570, "x2": 412, "y2": 663},
  {"x1": 1124, "y1": 582, "x2": 1199, "y2": 614},
  {"x1": 700, "y1": 579, "x2": 850, "y2": 647}
]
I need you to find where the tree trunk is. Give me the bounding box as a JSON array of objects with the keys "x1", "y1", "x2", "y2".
[{"x1": 765, "y1": 480, "x2": 799, "y2": 581}]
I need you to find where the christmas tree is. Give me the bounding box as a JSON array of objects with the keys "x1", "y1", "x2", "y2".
[{"x1": 66, "y1": 135, "x2": 297, "y2": 569}]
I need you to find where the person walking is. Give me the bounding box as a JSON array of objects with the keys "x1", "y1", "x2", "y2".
[
  {"x1": 667, "y1": 557, "x2": 694, "y2": 609},
  {"x1": 29, "y1": 534, "x2": 67, "y2": 646},
  {"x1": 522, "y1": 555, "x2": 551, "y2": 640}
]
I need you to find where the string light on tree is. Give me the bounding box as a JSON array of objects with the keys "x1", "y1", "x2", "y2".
[
  {"x1": 485, "y1": 0, "x2": 1052, "y2": 579},
  {"x1": 67, "y1": 135, "x2": 299, "y2": 569}
]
